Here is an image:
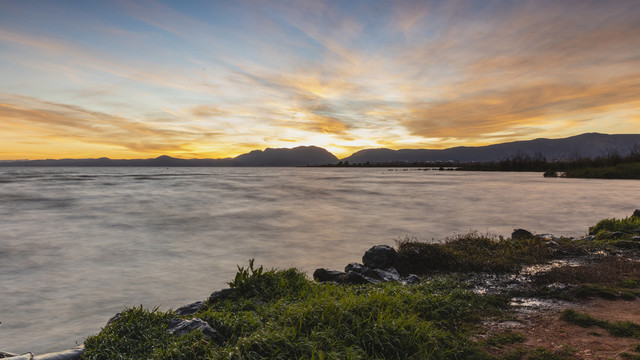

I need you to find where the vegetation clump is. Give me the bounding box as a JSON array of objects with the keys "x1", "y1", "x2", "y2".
[
  {"x1": 81, "y1": 214, "x2": 640, "y2": 359},
  {"x1": 82, "y1": 262, "x2": 509, "y2": 359},
  {"x1": 394, "y1": 233, "x2": 583, "y2": 275}
]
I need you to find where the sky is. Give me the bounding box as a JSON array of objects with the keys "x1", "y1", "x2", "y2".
[{"x1": 1, "y1": 0, "x2": 639, "y2": 160}]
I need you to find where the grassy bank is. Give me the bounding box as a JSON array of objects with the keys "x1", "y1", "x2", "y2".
[{"x1": 81, "y1": 214, "x2": 640, "y2": 359}]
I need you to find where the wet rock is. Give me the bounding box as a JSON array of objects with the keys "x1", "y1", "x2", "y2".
[
  {"x1": 175, "y1": 300, "x2": 205, "y2": 316},
  {"x1": 208, "y1": 288, "x2": 236, "y2": 304},
  {"x1": 167, "y1": 318, "x2": 223, "y2": 343},
  {"x1": 402, "y1": 274, "x2": 421, "y2": 284},
  {"x1": 633, "y1": 209, "x2": 640, "y2": 218},
  {"x1": 106, "y1": 313, "x2": 121, "y2": 327},
  {"x1": 608, "y1": 231, "x2": 626, "y2": 239},
  {"x1": 371, "y1": 268, "x2": 402, "y2": 282},
  {"x1": 511, "y1": 229, "x2": 534, "y2": 240},
  {"x1": 313, "y1": 268, "x2": 345, "y2": 282},
  {"x1": 362, "y1": 245, "x2": 397, "y2": 269},
  {"x1": 344, "y1": 262, "x2": 366, "y2": 273},
  {"x1": 3, "y1": 346, "x2": 86, "y2": 360},
  {"x1": 535, "y1": 233, "x2": 558, "y2": 241},
  {"x1": 342, "y1": 270, "x2": 375, "y2": 284}
]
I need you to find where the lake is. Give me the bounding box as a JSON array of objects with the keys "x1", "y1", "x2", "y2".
[{"x1": 1, "y1": 167, "x2": 638, "y2": 354}]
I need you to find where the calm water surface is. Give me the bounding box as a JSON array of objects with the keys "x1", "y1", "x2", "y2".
[{"x1": 1, "y1": 167, "x2": 639, "y2": 353}]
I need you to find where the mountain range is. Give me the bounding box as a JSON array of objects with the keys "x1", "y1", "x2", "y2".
[{"x1": 2, "y1": 133, "x2": 639, "y2": 167}]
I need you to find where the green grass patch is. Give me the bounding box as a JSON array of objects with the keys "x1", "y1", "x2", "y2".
[
  {"x1": 395, "y1": 233, "x2": 584, "y2": 275},
  {"x1": 82, "y1": 263, "x2": 511, "y2": 359},
  {"x1": 483, "y1": 331, "x2": 526, "y2": 348},
  {"x1": 565, "y1": 162, "x2": 640, "y2": 179},
  {"x1": 621, "y1": 353, "x2": 640, "y2": 360},
  {"x1": 560, "y1": 309, "x2": 640, "y2": 338},
  {"x1": 589, "y1": 216, "x2": 640, "y2": 241},
  {"x1": 527, "y1": 346, "x2": 574, "y2": 360}
]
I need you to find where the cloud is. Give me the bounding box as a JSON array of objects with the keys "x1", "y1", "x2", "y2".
[{"x1": 0, "y1": 93, "x2": 222, "y2": 155}]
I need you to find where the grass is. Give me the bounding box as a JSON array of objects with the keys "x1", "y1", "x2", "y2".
[
  {"x1": 564, "y1": 162, "x2": 640, "y2": 179},
  {"x1": 394, "y1": 232, "x2": 585, "y2": 275},
  {"x1": 483, "y1": 331, "x2": 527, "y2": 348},
  {"x1": 81, "y1": 215, "x2": 640, "y2": 359},
  {"x1": 560, "y1": 309, "x2": 640, "y2": 338},
  {"x1": 82, "y1": 262, "x2": 511, "y2": 359},
  {"x1": 532, "y1": 256, "x2": 640, "y2": 300}
]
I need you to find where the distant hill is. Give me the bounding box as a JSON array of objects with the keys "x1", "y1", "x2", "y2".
[
  {"x1": 341, "y1": 133, "x2": 640, "y2": 164},
  {"x1": 3, "y1": 133, "x2": 640, "y2": 166},
  {"x1": 233, "y1": 146, "x2": 338, "y2": 166},
  {"x1": 0, "y1": 146, "x2": 339, "y2": 167}
]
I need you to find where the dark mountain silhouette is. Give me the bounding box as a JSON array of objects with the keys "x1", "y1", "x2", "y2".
[
  {"x1": 341, "y1": 133, "x2": 640, "y2": 163},
  {"x1": 233, "y1": 146, "x2": 338, "y2": 166},
  {"x1": 0, "y1": 146, "x2": 338, "y2": 167},
  {"x1": 2, "y1": 133, "x2": 639, "y2": 166}
]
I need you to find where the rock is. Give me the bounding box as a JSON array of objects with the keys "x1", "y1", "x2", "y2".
[
  {"x1": 208, "y1": 288, "x2": 236, "y2": 304},
  {"x1": 581, "y1": 235, "x2": 596, "y2": 241},
  {"x1": 535, "y1": 233, "x2": 558, "y2": 241},
  {"x1": 167, "y1": 318, "x2": 223, "y2": 343},
  {"x1": 370, "y1": 268, "x2": 401, "y2": 282},
  {"x1": 344, "y1": 262, "x2": 366, "y2": 273},
  {"x1": 511, "y1": 229, "x2": 534, "y2": 240},
  {"x1": 633, "y1": 209, "x2": 640, "y2": 218},
  {"x1": 106, "y1": 313, "x2": 121, "y2": 327},
  {"x1": 4, "y1": 346, "x2": 86, "y2": 360},
  {"x1": 362, "y1": 245, "x2": 397, "y2": 269},
  {"x1": 402, "y1": 274, "x2": 421, "y2": 284},
  {"x1": 608, "y1": 231, "x2": 626, "y2": 239},
  {"x1": 342, "y1": 270, "x2": 375, "y2": 284},
  {"x1": 632, "y1": 236, "x2": 640, "y2": 242},
  {"x1": 313, "y1": 268, "x2": 345, "y2": 282},
  {"x1": 175, "y1": 300, "x2": 206, "y2": 316}
]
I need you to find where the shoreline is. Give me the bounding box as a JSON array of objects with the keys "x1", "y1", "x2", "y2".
[{"x1": 4, "y1": 211, "x2": 640, "y2": 359}]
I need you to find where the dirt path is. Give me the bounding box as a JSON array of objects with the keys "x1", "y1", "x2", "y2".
[{"x1": 484, "y1": 298, "x2": 640, "y2": 359}]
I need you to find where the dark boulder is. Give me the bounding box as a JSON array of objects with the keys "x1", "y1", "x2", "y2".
[
  {"x1": 208, "y1": 288, "x2": 236, "y2": 304},
  {"x1": 175, "y1": 300, "x2": 205, "y2": 316},
  {"x1": 633, "y1": 209, "x2": 640, "y2": 218},
  {"x1": 362, "y1": 245, "x2": 397, "y2": 269},
  {"x1": 511, "y1": 229, "x2": 534, "y2": 240},
  {"x1": 345, "y1": 262, "x2": 366, "y2": 273},
  {"x1": 372, "y1": 268, "x2": 402, "y2": 282},
  {"x1": 313, "y1": 268, "x2": 345, "y2": 282},
  {"x1": 167, "y1": 318, "x2": 224, "y2": 343},
  {"x1": 342, "y1": 270, "x2": 376, "y2": 284}
]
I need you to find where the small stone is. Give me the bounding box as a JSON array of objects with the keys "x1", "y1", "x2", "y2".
[
  {"x1": 362, "y1": 245, "x2": 397, "y2": 269},
  {"x1": 581, "y1": 235, "x2": 596, "y2": 241},
  {"x1": 167, "y1": 318, "x2": 223, "y2": 343},
  {"x1": 512, "y1": 229, "x2": 533, "y2": 240},
  {"x1": 106, "y1": 313, "x2": 121, "y2": 327},
  {"x1": 313, "y1": 268, "x2": 344, "y2": 282},
  {"x1": 402, "y1": 274, "x2": 421, "y2": 284},
  {"x1": 208, "y1": 288, "x2": 236, "y2": 304},
  {"x1": 175, "y1": 300, "x2": 205, "y2": 316}
]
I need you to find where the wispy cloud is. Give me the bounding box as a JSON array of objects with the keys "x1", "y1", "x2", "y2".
[{"x1": 1, "y1": 0, "x2": 639, "y2": 159}]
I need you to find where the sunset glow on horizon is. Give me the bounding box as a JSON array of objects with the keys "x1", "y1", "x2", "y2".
[{"x1": 1, "y1": 0, "x2": 640, "y2": 160}]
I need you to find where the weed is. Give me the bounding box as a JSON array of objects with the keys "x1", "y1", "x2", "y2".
[
  {"x1": 560, "y1": 309, "x2": 640, "y2": 339},
  {"x1": 82, "y1": 266, "x2": 508, "y2": 359},
  {"x1": 527, "y1": 346, "x2": 574, "y2": 360},
  {"x1": 484, "y1": 331, "x2": 526, "y2": 348}
]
